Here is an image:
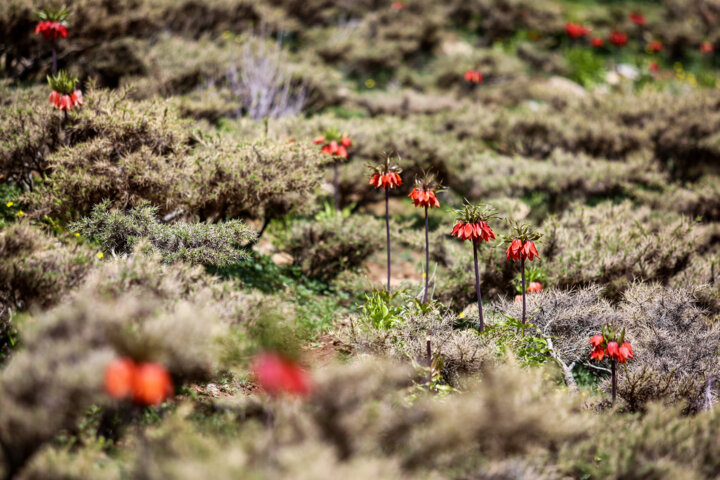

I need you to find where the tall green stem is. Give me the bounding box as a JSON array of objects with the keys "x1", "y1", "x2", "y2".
[{"x1": 423, "y1": 205, "x2": 429, "y2": 303}]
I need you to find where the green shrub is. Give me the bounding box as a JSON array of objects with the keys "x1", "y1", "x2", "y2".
[{"x1": 71, "y1": 202, "x2": 256, "y2": 266}]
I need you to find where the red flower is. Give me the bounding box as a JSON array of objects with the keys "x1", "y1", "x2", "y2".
[
  {"x1": 312, "y1": 136, "x2": 326, "y2": 144},
  {"x1": 341, "y1": 136, "x2": 352, "y2": 147},
  {"x1": 409, "y1": 188, "x2": 440, "y2": 208},
  {"x1": 700, "y1": 41, "x2": 714, "y2": 54},
  {"x1": 451, "y1": 221, "x2": 495, "y2": 243},
  {"x1": 527, "y1": 281, "x2": 543, "y2": 293},
  {"x1": 590, "y1": 346, "x2": 605, "y2": 361},
  {"x1": 565, "y1": 22, "x2": 590, "y2": 39},
  {"x1": 591, "y1": 37, "x2": 605, "y2": 48},
  {"x1": 132, "y1": 363, "x2": 174, "y2": 406},
  {"x1": 49, "y1": 89, "x2": 83, "y2": 111},
  {"x1": 58, "y1": 94, "x2": 72, "y2": 110},
  {"x1": 48, "y1": 90, "x2": 61, "y2": 108},
  {"x1": 629, "y1": 12, "x2": 646, "y2": 26},
  {"x1": 606, "y1": 341, "x2": 620, "y2": 360},
  {"x1": 71, "y1": 89, "x2": 83, "y2": 107},
  {"x1": 649, "y1": 62, "x2": 659, "y2": 72},
  {"x1": 647, "y1": 40, "x2": 662, "y2": 53},
  {"x1": 251, "y1": 351, "x2": 311, "y2": 397},
  {"x1": 610, "y1": 31, "x2": 628, "y2": 47},
  {"x1": 35, "y1": 20, "x2": 68, "y2": 40},
  {"x1": 464, "y1": 70, "x2": 483, "y2": 84},
  {"x1": 506, "y1": 239, "x2": 540, "y2": 261},
  {"x1": 317, "y1": 135, "x2": 350, "y2": 159},
  {"x1": 589, "y1": 334, "x2": 604, "y2": 348},
  {"x1": 105, "y1": 357, "x2": 136, "y2": 400},
  {"x1": 618, "y1": 342, "x2": 634, "y2": 363},
  {"x1": 369, "y1": 172, "x2": 402, "y2": 189},
  {"x1": 391, "y1": 1, "x2": 405, "y2": 10}
]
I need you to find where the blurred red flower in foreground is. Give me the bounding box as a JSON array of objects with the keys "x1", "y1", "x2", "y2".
[
  {"x1": 647, "y1": 40, "x2": 663, "y2": 53},
  {"x1": 251, "y1": 351, "x2": 311, "y2": 397},
  {"x1": 105, "y1": 358, "x2": 174, "y2": 406},
  {"x1": 629, "y1": 12, "x2": 646, "y2": 26},
  {"x1": 565, "y1": 22, "x2": 590, "y2": 39},
  {"x1": 609, "y1": 31, "x2": 628, "y2": 47},
  {"x1": 527, "y1": 281, "x2": 543, "y2": 293},
  {"x1": 391, "y1": 1, "x2": 405, "y2": 10},
  {"x1": 35, "y1": 20, "x2": 67, "y2": 39},
  {"x1": 700, "y1": 41, "x2": 714, "y2": 54},
  {"x1": 591, "y1": 37, "x2": 604, "y2": 48},
  {"x1": 464, "y1": 70, "x2": 483, "y2": 84}
]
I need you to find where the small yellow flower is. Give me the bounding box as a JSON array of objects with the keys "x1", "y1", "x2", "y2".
[
  {"x1": 75, "y1": 232, "x2": 80, "y2": 237},
  {"x1": 458, "y1": 311, "x2": 464, "y2": 318},
  {"x1": 422, "y1": 272, "x2": 427, "y2": 278},
  {"x1": 16, "y1": 210, "x2": 24, "y2": 217},
  {"x1": 97, "y1": 252, "x2": 104, "y2": 259},
  {"x1": 365, "y1": 79, "x2": 376, "y2": 88},
  {"x1": 6, "y1": 202, "x2": 13, "y2": 207}
]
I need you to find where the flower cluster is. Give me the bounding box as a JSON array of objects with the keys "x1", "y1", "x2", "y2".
[
  {"x1": 647, "y1": 40, "x2": 663, "y2": 53},
  {"x1": 251, "y1": 351, "x2": 311, "y2": 397},
  {"x1": 47, "y1": 70, "x2": 83, "y2": 111},
  {"x1": 527, "y1": 281, "x2": 543, "y2": 293},
  {"x1": 35, "y1": 20, "x2": 67, "y2": 39},
  {"x1": 408, "y1": 171, "x2": 441, "y2": 209},
  {"x1": 464, "y1": 70, "x2": 483, "y2": 84},
  {"x1": 505, "y1": 222, "x2": 542, "y2": 262},
  {"x1": 368, "y1": 154, "x2": 403, "y2": 189},
  {"x1": 450, "y1": 203, "x2": 498, "y2": 243},
  {"x1": 105, "y1": 357, "x2": 174, "y2": 406},
  {"x1": 609, "y1": 31, "x2": 628, "y2": 47},
  {"x1": 565, "y1": 22, "x2": 590, "y2": 39},
  {"x1": 313, "y1": 127, "x2": 352, "y2": 159},
  {"x1": 35, "y1": 6, "x2": 69, "y2": 40},
  {"x1": 629, "y1": 12, "x2": 646, "y2": 26},
  {"x1": 589, "y1": 327, "x2": 634, "y2": 363}
]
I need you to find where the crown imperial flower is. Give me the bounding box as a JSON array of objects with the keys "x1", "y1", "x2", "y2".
[
  {"x1": 610, "y1": 31, "x2": 628, "y2": 46},
  {"x1": 47, "y1": 70, "x2": 83, "y2": 111},
  {"x1": 408, "y1": 171, "x2": 441, "y2": 209},
  {"x1": 314, "y1": 128, "x2": 351, "y2": 159},
  {"x1": 104, "y1": 358, "x2": 174, "y2": 406},
  {"x1": 464, "y1": 70, "x2": 483, "y2": 83},
  {"x1": 368, "y1": 154, "x2": 403, "y2": 189},
  {"x1": 565, "y1": 22, "x2": 590, "y2": 39},
  {"x1": 629, "y1": 12, "x2": 646, "y2": 26},
  {"x1": 251, "y1": 351, "x2": 311, "y2": 397}
]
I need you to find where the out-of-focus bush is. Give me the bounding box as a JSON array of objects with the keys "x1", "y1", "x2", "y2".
[
  {"x1": 71, "y1": 202, "x2": 256, "y2": 266},
  {"x1": 283, "y1": 214, "x2": 383, "y2": 280}
]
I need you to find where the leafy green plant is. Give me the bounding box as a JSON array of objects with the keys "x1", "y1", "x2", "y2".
[{"x1": 361, "y1": 290, "x2": 404, "y2": 329}]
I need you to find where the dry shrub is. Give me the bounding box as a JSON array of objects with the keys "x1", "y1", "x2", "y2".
[
  {"x1": 0, "y1": 222, "x2": 94, "y2": 321},
  {"x1": 71, "y1": 202, "x2": 256, "y2": 266},
  {"x1": 21, "y1": 88, "x2": 190, "y2": 219},
  {"x1": 493, "y1": 284, "x2": 720, "y2": 413},
  {"x1": 541, "y1": 201, "x2": 697, "y2": 297},
  {"x1": 188, "y1": 136, "x2": 325, "y2": 222},
  {"x1": 283, "y1": 214, "x2": 383, "y2": 280}
]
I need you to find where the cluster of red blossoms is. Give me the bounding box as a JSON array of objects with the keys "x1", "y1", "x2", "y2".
[
  {"x1": 105, "y1": 357, "x2": 174, "y2": 406},
  {"x1": 506, "y1": 238, "x2": 540, "y2": 262},
  {"x1": 464, "y1": 70, "x2": 483, "y2": 84},
  {"x1": 409, "y1": 188, "x2": 439, "y2": 208},
  {"x1": 451, "y1": 220, "x2": 495, "y2": 243},
  {"x1": 609, "y1": 31, "x2": 628, "y2": 47},
  {"x1": 565, "y1": 22, "x2": 591, "y2": 39},
  {"x1": 49, "y1": 89, "x2": 83, "y2": 111},
  {"x1": 251, "y1": 351, "x2": 311, "y2": 397},
  {"x1": 370, "y1": 171, "x2": 402, "y2": 188},
  {"x1": 314, "y1": 134, "x2": 352, "y2": 159},
  {"x1": 647, "y1": 40, "x2": 663, "y2": 53},
  {"x1": 589, "y1": 333, "x2": 634, "y2": 363},
  {"x1": 35, "y1": 20, "x2": 68, "y2": 39}
]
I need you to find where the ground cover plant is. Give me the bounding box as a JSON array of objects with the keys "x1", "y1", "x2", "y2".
[{"x1": 1, "y1": 0, "x2": 720, "y2": 478}]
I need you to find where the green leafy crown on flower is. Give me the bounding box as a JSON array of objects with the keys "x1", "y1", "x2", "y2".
[
  {"x1": 501, "y1": 219, "x2": 543, "y2": 245},
  {"x1": 47, "y1": 70, "x2": 78, "y2": 95},
  {"x1": 368, "y1": 152, "x2": 402, "y2": 175},
  {"x1": 413, "y1": 169, "x2": 443, "y2": 193},
  {"x1": 37, "y1": 5, "x2": 69, "y2": 22},
  {"x1": 321, "y1": 126, "x2": 345, "y2": 142},
  {"x1": 453, "y1": 200, "x2": 499, "y2": 224},
  {"x1": 602, "y1": 324, "x2": 626, "y2": 344}
]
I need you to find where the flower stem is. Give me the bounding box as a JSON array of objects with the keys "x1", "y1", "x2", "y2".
[
  {"x1": 385, "y1": 187, "x2": 391, "y2": 292},
  {"x1": 51, "y1": 39, "x2": 57, "y2": 75},
  {"x1": 521, "y1": 257, "x2": 526, "y2": 338},
  {"x1": 611, "y1": 360, "x2": 617, "y2": 403},
  {"x1": 333, "y1": 160, "x2": 340, "y2": 212},
  {"x1": 423, "y1": 205, "x2": 429, "y2": 303},
  {"x1": 473, "y1": 240, "x2": 484, "y2": 332}
]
